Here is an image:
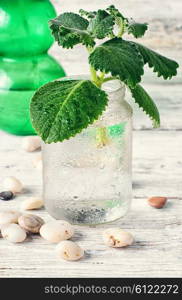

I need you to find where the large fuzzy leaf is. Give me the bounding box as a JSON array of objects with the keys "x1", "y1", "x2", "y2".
[
  {"x1": 129, "y1": 84, "x2": 160, "y2": 127},
  {"x1": 133, "y1": 42, "x2": 179, "y2": 79},
  {"x1": 49, "y1": 13, "x2": 95, "y2": 48},
  {"x1": 30, "y1": 80, "x2": 108, "y2": 143},
  {"x1": 79, "y1": 9, "x2": 97, "y2": 19},
  {"x1": 106, "y1": 5, "x2": 125, "y2": 19},
  {"x1": 89, "y1": 38, "x2": 144, "y2": 87},
  {"x1": 128, "y1": 22, "x2": 148, "y2": 38},
  {"x1": 87, "y1": 10, "x2": 115, "y2": 39}
]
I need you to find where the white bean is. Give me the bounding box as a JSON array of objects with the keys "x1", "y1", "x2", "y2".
[
  {"x1": 21, "y1": 197, "x2": 44, "y2": 210},
  {"x1": 0, "y1": 224, "x2": 7, "y2": 238},
  {"x1": 103, "y1": 228, "x2": 134, "y2": 248},
  {"x1": 32, "y1": 154, "x2": 42, "y2": 170},
  {"x1": 1, "y1": 223, "x2": 26, "y2": 243},
  {"x1": 40, "y1": 220, "x2": 74, "y2": 243},
  {"x1": 3, "y1": 176, "x2": 23, "y2": 193},
  {"x1": 56, "y1": 240, "x2": 84, "y2": 261},
  {"x1": 22, "y1": 136, "x2": 41, "y2": 152},
  {"x1": 0, "y1": 210, "x2": 21, "y2": 225}
]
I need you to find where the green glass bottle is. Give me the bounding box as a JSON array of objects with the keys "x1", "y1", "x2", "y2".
[{"x1": 0, "y1": 0, "x2": 66, "y2": 135}]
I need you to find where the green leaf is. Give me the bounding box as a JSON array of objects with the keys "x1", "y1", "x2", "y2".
[
  {"x1": 49, "y1": 13, "x2": 95, "y2": 48},
  {"x1": 89, "y1": 38, "x2": 144, "y2": 88},
  {"x1": 129, "y1": 84, "x2": 160, "y2": 127},
  {"x1": 128, "y1": 22, "x2": 148, "y2": 38},
  {"x1": 133, "y1": 42, "x2": 179, "y2": 79},
  {"x1": 79, "y1": 9, "x2": 96, "y2": 19},
  {"x1": 106, "y1": 5, "x2": 125, "y2": 19},
  {"x1": 30, "y1": 80, "x2": 108, "y2": 143},
  {"x1": 87, "y1": 10, "x2": 115, "y2": 39}
]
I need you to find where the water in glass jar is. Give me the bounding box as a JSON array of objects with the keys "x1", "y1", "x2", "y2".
[{"x1": 43, "y1": 120, "x2": 132, "y2": 225}]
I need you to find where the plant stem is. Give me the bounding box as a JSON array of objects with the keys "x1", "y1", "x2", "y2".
[
  {"x1": 87, "y1": 50, "x2": 115, "y2": 147},
  {"x1": 99, "y1": 71, "x2": 105, "y2": 81},
  {"x1": 109, "y1": 33, "x2": 115, "y2": 39},
  {"x1": 103, "y1": 76, "x2": 118, "y2": 83},
  {"x1": 96, "y1": 127, "x2": 110, "y2": 148},
  {"x1": 116, "y1": 17, "x2": 125, "y2": 38},
  {"x1": 87, "y1": 46, "x2": 102, "y2": 88},
  {"x1": 90, "y1": 65, "x2": 98, "y2": 82},
  {"x1": 86, "y1": 46, "x2": 93, "y2": 53}
]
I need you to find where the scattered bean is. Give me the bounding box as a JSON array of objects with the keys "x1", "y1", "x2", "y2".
[
  {"x1": 40, "y1": 220, "x2": 74, "y2": 243},
  {"x1": 22, "y1": 136, "x2": 41, "y2": 152},
  {"x1": 1, "y1": 223, "x2": 26, "y2": 243},
  {"x1": 0, "y1": 191, "x2": 14, "y2": 201},
  {"x1": 103, "y1": 228, "x2": 134, "y2": 248},
  {"x1": 0, "y1": 210, "x2": 21, "y2": 225},
  {"x1": 32, "y1": 154, "x2": 42, "y2": 170},
  {"x1": 148, "y1": 196, "x2": 167, "y2": 208},
  {"x1": 3, "y1": 176, "x2": 23, "y2": 193},
  {"x1": 0, "y1": 224, "x2": 6, "y2": 238},
  {"x1": 56, "y1": 240, "x2": 84, "y2": 261},
  {"x1": 21, "y1": 197, "x2": 44, "y2": 210},
  {"x1": 18, "y1": 214, "x2": 44, "y2": 233}
]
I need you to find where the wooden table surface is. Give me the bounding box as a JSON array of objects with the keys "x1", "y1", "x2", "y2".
[{"x1": 0, "y1": 0, "x2": 181, "y2": 278}]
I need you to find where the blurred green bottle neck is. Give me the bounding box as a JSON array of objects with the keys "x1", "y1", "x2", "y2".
[{"x1": 0, "y1": 0, "x2": 56, "y2": 57}]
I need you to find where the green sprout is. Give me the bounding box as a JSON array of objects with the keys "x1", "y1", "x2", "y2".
[{"x1": 30, "y1": 5, "x2": 179, "y2": 143}]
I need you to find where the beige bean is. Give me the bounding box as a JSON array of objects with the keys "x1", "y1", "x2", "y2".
[
  {"x1": 18, "y1": 214, "x2": 44, "y2": 233},
  {"x1": 0, "y1": 210, "x2": 21, "y2": 225},
  {"x1": 40, "y1": 220, "x2": 74, "y2": 243},
  {"x1": 32, "y1": 154, "x2": 42, "y2": 170},
  {"x1": 22, "y1": 136, "x2": 41, "y2": 152},
  {"x1": 1, "y1": 223, "x2": 26, "y2": 243},
  {"x1": 21, "y1": 197, "x2": 44, "y2": 210},
  {"x1": 3, "y1": 176, "x2": 23, "y2": 193},
  {"x1": 56, "y1": 240, "x2": 84, "y2": 261},
  {"x1": 103, "y1": 228, "x2": 134, "y2": 248}
]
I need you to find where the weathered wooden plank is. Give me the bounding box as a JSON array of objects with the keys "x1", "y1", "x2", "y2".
[
  {"x1": 0, "y1": 131, "x2": 181, "y2": 277},
  {"x1": 127, "y1": 83, "x2": 182, "y2": 130},
  {"x1": 133, "y1": 131, "x2": 182, "y2": 198},
  {"x1": 0, "y1": 0, "x2": 181, "y2": 279},
  {"x1": 0, "y1": 121, "x2": 181, "y2": 277},
  {"x1": 0, "y1": 131, "x2": 181, "y2": 200},
  {"x1": 0, "y1": 197, "x2": 181, "y2": 278},
  {"x1": 53, "y1": 0, "x2": 182, "y2": 20}
]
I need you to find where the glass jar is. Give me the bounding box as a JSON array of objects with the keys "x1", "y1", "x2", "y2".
[
  {"x1": 42, "y1": 77, "x2": 133, "y2": 225},
  {"x1": 0, "y1": 0, "x2": 65, "y2": 135}
]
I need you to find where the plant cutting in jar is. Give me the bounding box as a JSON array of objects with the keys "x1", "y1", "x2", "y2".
[
  {"x1": 30, "y1": 5, "x2": 179, "y2": 225},
  {"x1": 30, "y1": 5, "x2": 179, "y2": 143}
]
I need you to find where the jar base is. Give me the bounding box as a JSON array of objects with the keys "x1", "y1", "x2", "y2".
[{"x1": 45, "y1": 204, "x2": 130, "y2": 226}]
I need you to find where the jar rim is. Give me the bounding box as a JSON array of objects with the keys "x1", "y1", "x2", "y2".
[{"x1": 58, "y1": 74, "x2": 125, "y2": 94}]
